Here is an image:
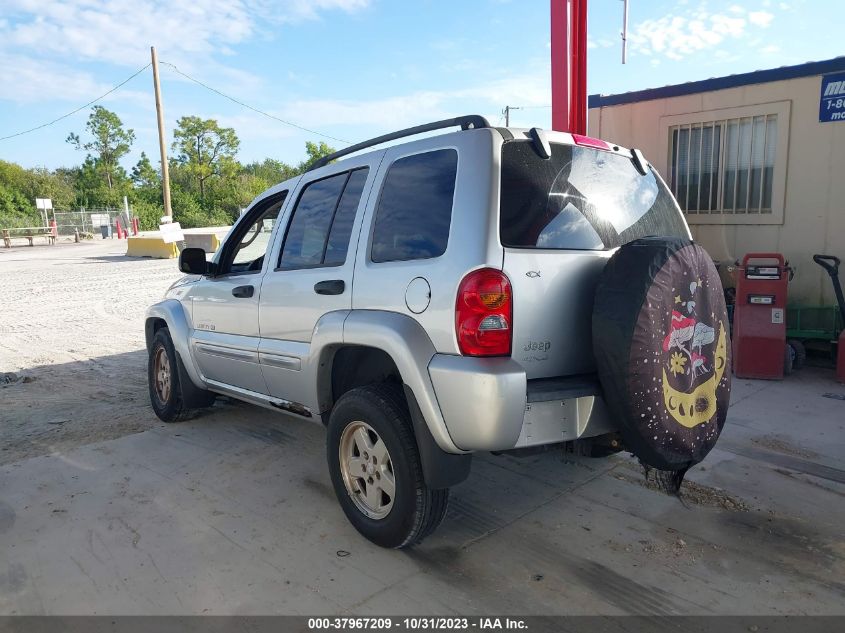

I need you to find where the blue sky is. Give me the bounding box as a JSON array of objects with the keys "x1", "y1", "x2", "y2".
[{"x1": 0, "y1": 0, "x2": 839, "y2": 170}]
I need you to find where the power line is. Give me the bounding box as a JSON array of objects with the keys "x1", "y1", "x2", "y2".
[
  {"x1": 0, "y1": 63, "x2": 151, "y2": 142},
  {"x1": 159, "y1": 60, "x2": 352, "y2": 146}
]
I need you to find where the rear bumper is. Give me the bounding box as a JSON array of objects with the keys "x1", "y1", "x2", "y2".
[{"x1": 428, "y1": 354, "x2": 615, "y2": 452}]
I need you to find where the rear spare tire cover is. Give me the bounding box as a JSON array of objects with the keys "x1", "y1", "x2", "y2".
[{"x1": 593, "y1": 237, "x2": 731, "y2": 472}]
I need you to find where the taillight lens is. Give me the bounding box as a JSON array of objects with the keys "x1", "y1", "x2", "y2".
[{"x1": 456, "y1": 268, "x2": 512, "y2": 356}]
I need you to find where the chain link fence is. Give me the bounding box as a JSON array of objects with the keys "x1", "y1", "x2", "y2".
[{"x1": 52, "y1": 208, "x2": 130, "y2": 237}]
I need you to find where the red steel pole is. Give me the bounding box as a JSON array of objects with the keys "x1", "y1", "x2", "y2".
[{"x1": 551, "y1": 0, "x2": 588, "y2": 134}]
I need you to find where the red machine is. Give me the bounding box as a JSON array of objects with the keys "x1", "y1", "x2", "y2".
[
  {"x1": 813, "y1": 255, "x2": 845, "y2": 383},
  {"x1": 733, "y1": 253, "x2": 791, "y2": 380}
]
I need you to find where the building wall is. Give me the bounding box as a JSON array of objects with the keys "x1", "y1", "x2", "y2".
[{"x1": 588, "y1": 74, "x2": 845, "y2": 306}]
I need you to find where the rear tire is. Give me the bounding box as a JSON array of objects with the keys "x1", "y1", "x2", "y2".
[
  {"x1": 327, "y1": 384, "x2": 449, "y2": 548},
  {"x1": 148, "y1": 328, "x2": 194, "y2": 422}
]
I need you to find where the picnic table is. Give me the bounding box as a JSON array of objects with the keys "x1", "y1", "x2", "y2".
[{"x1": 2, "y1": 227, "x2": 57, "y2": 248}]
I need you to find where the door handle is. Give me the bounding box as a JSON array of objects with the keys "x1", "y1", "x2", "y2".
[
  {"x1": 314, "y1": 280, "x2": 345, "y2": 295},
  {"x1": 232, "y1": 285, "x2": 254, "y2": 298}
]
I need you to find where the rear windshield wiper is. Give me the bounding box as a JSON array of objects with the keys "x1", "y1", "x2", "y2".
[{"x1": 631, "y1": 148, "x2": 648, "y2": 175}]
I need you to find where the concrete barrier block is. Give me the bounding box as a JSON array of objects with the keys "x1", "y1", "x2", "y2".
[{"x1": 126, "y1": 236, "x2": 179, "y2": 259}]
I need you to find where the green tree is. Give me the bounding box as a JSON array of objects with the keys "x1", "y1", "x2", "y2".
[
  {"x1": 172, "y1": 116, "x2": 240, "y2": 201},
  {"x1": 73, "y1": 157, "x2": 120, "y2": 208},
  {"x1": 242, "y1": 157, "x2": 298, "y2": 184},
  {"x1": 129, "y1": 151, "x2": 163, "y2": 208},
  {"x1": 131, "y1": 152, "x2": 159, "y2": 189},
  {"x1": 297, "y1": 141, "x2": 336, "y2": 172},
  {"x1": 0, "y1": 160, "x2": 76, "y2": 226},
  {"x1": 67, "y1": 106, "x2": 135, "y2": 191}
]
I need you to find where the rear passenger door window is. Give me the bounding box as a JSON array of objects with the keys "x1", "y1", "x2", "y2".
[
  {"x1": 371, "y1": 149, "x2": 458, "y2": 263},
  {"x1": 279, "y1": 168, "x2": 369, "y2": 270}
]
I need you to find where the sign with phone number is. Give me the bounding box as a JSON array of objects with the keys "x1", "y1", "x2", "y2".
[{"x1": 820, "y1": 71, "x2": 845, "y2": 122}]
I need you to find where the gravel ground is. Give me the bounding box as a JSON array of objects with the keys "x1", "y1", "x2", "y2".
[{"x1": 0, "y1": 239, "x2": 183, "y2": 465}]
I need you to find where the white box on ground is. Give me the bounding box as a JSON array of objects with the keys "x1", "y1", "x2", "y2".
[{"x1": 159, "y1": 221, "x2": 185, "y2": 244}]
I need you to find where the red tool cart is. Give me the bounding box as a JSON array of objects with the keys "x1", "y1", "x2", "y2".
[{"x1": 733, "y1": 253, "x2": 791, "y2": 380}]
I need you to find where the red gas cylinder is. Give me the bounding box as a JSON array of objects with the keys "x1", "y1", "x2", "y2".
[{"x1": 732, "y1": 253, "x2": 790, "y2": 380}]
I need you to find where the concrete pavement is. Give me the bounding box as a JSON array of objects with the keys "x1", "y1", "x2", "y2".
[{"x1": 2, "y1": 367, "x2": 844, "y2": 615}]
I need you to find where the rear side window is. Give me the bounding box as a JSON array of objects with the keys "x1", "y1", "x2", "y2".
[
  {"x1": 279, "y1": 168, "x2": 369, "y2": 270},
  {"x1": 500, "y1": 141, "x2": 689, "y2": 250},
  {"x1": 371, "y1": 149, "x2": 457, "y2": 263}
]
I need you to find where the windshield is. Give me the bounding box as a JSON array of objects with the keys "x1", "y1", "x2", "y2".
[{"x1": 500, "y1": 141, "x2": 689, "y2": 250}]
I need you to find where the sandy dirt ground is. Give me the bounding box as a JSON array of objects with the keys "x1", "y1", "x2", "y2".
[{"x1": 0, "y1": 239, "x2": 183, "y2": 465}]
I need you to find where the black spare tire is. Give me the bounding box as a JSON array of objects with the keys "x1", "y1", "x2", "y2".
[{"x1": 593, "y1": 237, "x2": 731, "y2": 485}]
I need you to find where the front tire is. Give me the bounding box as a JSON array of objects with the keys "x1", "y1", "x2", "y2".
[
  {"x1": 148, "y1": 328, "x2": 192, "y2": 422},
  {"x1": 327, "y1": 384, "x2": 449, "y2": 548}
]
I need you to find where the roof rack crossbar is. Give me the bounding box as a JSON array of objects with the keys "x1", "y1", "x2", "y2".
[{"x1": 307, "y1": 114, "x2": 492, "y2": 171}]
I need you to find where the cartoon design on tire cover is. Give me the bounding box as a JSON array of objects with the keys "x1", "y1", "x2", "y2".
[{"x1": 660, "y1": 282, "x2": 728, "y2": 428}]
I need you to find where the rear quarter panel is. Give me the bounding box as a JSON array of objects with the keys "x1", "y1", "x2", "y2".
[{"x1": 352, "y1": 128, "x2": 504, "y2": 355}]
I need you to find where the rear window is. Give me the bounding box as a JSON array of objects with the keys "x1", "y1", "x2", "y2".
[
  {"x1": 371, "y1": 149, "x2": 457, "y2": 263},
  {"x1": 500, "y1": 141, "x2": 688, "y2": 250}
]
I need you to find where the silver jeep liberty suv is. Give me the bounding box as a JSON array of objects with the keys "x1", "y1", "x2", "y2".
[{"x1": 145, "y1": 115, "x2": 691, "y2": 548}]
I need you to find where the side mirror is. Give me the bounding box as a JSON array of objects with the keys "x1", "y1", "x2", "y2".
[{"x1": 179, "y1": 247, "x2": 209, "y2": 275}]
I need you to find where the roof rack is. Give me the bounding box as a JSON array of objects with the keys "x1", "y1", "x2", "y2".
[{"x1": 307, "y1": 114, "x2": 492, "y2": 171}]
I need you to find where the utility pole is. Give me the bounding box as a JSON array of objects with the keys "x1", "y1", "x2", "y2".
[
  {"x1": 150, "y1": 46, "x2": 173, "y2": 220},
  {"x1": 503, "y1": 105, "x2": 520, "y2": 127}
]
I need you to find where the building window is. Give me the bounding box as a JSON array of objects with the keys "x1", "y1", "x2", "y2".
[{"x1": 670, "y1": 114, "x2": 778, "y2": 215}]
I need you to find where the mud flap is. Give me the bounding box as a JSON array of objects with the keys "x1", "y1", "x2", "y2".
[
  {"x1": 592, "y1": 237, "x2": 731, "y2": 492},
  {"x1": 176, "y1": 352, "x2": 216, "y2": 409},
  {"x1": 403, "y1": 384, "x2": 472, "y2": 489}
]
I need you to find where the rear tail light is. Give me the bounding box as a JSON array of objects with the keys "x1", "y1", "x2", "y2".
[{"x1": 455, "y1": 268, "x2": 512, "y2": 356}]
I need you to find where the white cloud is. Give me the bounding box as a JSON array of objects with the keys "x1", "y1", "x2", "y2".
[
  {"x1": 273, "y1": 70, "x2": 551, "y2": 132},
  {"x1": 279, "y1": 92, "x2": 453, "y2": 130},
  {"x1": 748, "y1": 11, "x2": 774, "y2": 27},
  {"x1": 210, "y1": 112, "x2": 299, "y2": 142},
  {"x1": 628, "y1": 3, "x2": 777, "y2": 61},
  {"x1": 0, "y1": 53, "x2": 148, "y2": 107},
  {"x1": 587, "y1": 37, "x2": 615, "y2": 50},
  {"x1": 0, "y1": 0, "x2": 371, "y2": 102},
  {"x1": 264, "y1": 0, "x2": 370, "y2": 22},
  {"x1": 2, "y1": 0, "x2": 254, "y2": 67}
]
